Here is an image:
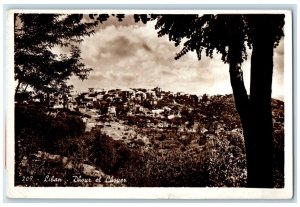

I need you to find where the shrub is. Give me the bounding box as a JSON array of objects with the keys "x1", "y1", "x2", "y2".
[
  {"x1": 15, "y1": 104, "x2": 85, "y2": 151},
  {"x1": 87, "y1": 130, "x2": 138, "y2": 174},
  {"x1": 131, "y1": 139, "x2": 145, "y2": 146},
  {"x1": 88, "y1": 131, "x2": 117, "y2": 174},
  {"x1": 158, "y1": 134, "x2": 167, "y2": 141},
  {"x1": 178, "y1": 135, "x2": 193, "y2": 146},
  {"x1": 117, "y1": 149, "x2": 208, "y2": 187},
  {"x1": 202, "y1": 133, "x2": 247, "y2": 187}
]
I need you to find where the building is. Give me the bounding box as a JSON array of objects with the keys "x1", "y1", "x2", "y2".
[
  {"x1": 108, "y1": 106, "x2": 116, "y2": 117},
  {"x1": 136, "y1": 91, "x2": 147, "y2": 102},
  {"x1": 67, "y1": 101, "x2": 77, "y2": 111}
]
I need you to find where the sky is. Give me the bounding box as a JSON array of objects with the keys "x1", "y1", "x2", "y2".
[{"x1": 67, "y1": 15, "x2": 284, "y2": 100}]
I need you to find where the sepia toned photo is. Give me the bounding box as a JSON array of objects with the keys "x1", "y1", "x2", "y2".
[{"x1": 6, "y1": 9, "x2": 293, "y2": 199}]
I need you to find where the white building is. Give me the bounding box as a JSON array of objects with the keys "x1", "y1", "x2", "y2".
[
  {"x1": 136, "y1": 91, "x2": 147, "y2": 101},
  {"x1": 108, "y1": 106, "x2": 116, "y2": 117}
]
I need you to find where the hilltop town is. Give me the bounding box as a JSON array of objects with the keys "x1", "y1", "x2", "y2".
[
  {"x1": 48, "y1": 87, "x2": 209, "y2": 132},
  {"x1": 20, "y1": 85, "x2": 284, "y2": 156}
]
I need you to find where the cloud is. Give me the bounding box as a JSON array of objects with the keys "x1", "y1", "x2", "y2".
[
  {"x1": 68, "y1": 17, "x2": 284, "y2": 99},
  {"x1": 73, "y1": 20, "x2": 234, "y2": 95},
  {"x1": 88, "y1": 73, "x2": 105, "y2": 81}
]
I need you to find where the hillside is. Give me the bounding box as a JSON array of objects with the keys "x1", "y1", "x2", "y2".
[{"x1": 15, "y1": 93, "x2": 284, "y2": 187}]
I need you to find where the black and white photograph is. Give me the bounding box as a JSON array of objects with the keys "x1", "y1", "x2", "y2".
[{"x1": 6, "y1": 10, "x2": 293, "y2": 199}]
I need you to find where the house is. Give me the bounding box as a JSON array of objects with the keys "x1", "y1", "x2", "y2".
[
  {"x1": 82, "y1": 117, "x2": 89, "y2": 123},
  {"x1": 143, "y1": 108, "x2": 152, "y2": 116},
  {"x1": 96, "y1": 92, "x2": 105, "y2": 100},
  {"x1": 168, "y1": 114, "x2": 175, "y2": 119},
  {"x1": 53, "y1": 103, "x2": 64, "y2": 109},
  {"x1": 146, "y1": 90, "x2": 157, "y2": 99},
  {"x1": 86, "y1": 122, "x2": 96, "y2": 132},
  {"x1": 108, "y1": 106, "x2": 116, "y2": 117},
  {"x1": 121, "y1": 89, "x2": 136, "y2": 100},
  {"x1": 88, "y1": 88, "x2": 95, "y2": 93},
  {"x1": 176, "y1": 92, "x2": 185, "y2": 97},
  {"x1": 88, "y1": 88, "x2": 104, "y2": 93},
  {"x1": 158, "y1": 123, "x2": 164, "y2": 128},
  {"x1": 84, "y1": 93, "x2": 97, "y2": 102},
  {"x1": 67, "y1": 101, "x2": 77, "y2": 111},
  {"x1": 112, "y1": 97, "x2": 122, "y2": 104},
  {"x1": 163, "y1": 106, "x2": 171, "y2": 111},
  {"x1": 94, "y1": 88, "x2": 105, "y2": 93},
  {"x1": 153, "y1": 87, "x2": 162, "y2": 95},
  {"x1": 151, "y1": 109, "x2": 164, "y2": 117},
  {"x1": 136, "y1": 91, "x2": 147, "y2": 101}
]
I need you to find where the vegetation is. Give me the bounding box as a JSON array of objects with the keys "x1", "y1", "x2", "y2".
[
  {"x1": 14, "y1": 14, "x2": 97, "y2": 102},
  {"x1": 15, "y1": 95, "x2": 284, "y2": 187}
]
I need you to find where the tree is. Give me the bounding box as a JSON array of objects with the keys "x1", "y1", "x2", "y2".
[
  {"x1": 14, "y1": 14, "x2": 98, "y2": 102},
  {"x1": 147, "y1": 14, "x2": 284, "y2": 187},
  {"x1": 245, "y1": 15, "x2": 284, "y2": 187}
]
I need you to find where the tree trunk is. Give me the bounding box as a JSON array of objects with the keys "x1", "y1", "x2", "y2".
[
  {"x1": 23, "y1": 84, "x2": 28, "y2": 92},
  {"x1": 15, "y1": 81, "x2": 21, "y2": 95},
  {"x1": 228, "y1": 50, "x2": 250, "y2": 133},
  {"x1": 247, "y1": 16, "x2": 275, "y2": 188},
  {"x1": 228, "y1": 44, "x2": 253, "y2": 187},
  {"x1": 228, "y1": 16, "x2": 275, "y2": 186}
]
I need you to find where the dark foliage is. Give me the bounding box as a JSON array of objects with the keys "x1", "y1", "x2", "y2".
[
  {"x1": 15, "y1": 103, "x2": 85, "y2": 151},
  {"x1": 14, "y1": 14, "x2": 97, "y2": 100}
]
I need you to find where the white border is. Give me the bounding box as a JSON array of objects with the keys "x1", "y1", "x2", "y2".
[
  {"x1": 5, "y1": 9, "x2": 295, "y2": 14},
  {"x1": 5, "y1": 9, "x2": 294, "y2": 199},
  {"x1": 1, "y1": 0, "x2": 298, "y2": 4}
]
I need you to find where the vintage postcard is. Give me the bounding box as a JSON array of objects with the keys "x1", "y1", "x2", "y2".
[{"x1": 6, "y1": 9, "x2": 293, "y2": 199}]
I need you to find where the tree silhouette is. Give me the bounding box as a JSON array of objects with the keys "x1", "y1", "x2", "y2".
[
  {"x1": 14, "y1": 14, "x2": 98, "y2": 102},
  {"x1": 129, "y1": 14, "x2": 284, "y2": 187}
]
